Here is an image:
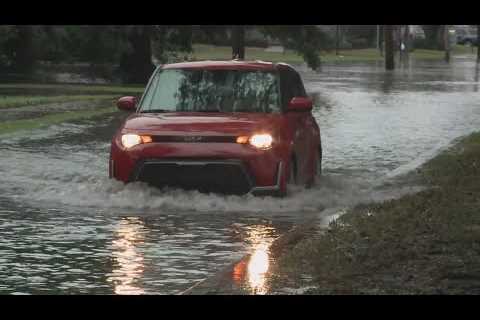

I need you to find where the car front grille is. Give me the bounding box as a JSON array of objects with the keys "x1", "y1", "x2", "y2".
[
  {"x1": 131, "y1": 159, "x2": 255, "y2": 195},
  {"x1": 151, "y1": 136, "x2": 237, "y2": 143}
]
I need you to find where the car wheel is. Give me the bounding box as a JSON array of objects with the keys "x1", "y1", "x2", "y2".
[
  {"x1": 288, "y1": 157, "x2": 297, "y2": 185},
  {"x1": 278, "y1": 158, "x2": 296, "y2": 197},
  {"x1": 307, "y1": 147, "x2": 322, "y2": 188},
  {"x1": 317, "y1": 147, "x2": 322, "y2": 177}
]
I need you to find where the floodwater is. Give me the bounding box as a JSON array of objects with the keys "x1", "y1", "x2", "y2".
[{"x1": 1, "y1": 55, "x2": 480, "y2": 294}]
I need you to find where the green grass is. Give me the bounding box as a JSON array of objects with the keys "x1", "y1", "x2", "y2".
[
  {"x1": 0, "y1": 83, "x2": 144, "y2": 94},
  {"x1": 452, "y1": 44, "x2": 479, "y2": 55},
  {"x1": 0, "y1": 94, "x2": 119, "y2": 109},
  {"x1": 0, "y1": 106, "x2": 116, "y2": 135},
  {"x1": 188, "y1": 44, "x2": 476, "y2": 65},
  {"x1": 269, "y1": 132, "x2": 480, "y2": 294}
]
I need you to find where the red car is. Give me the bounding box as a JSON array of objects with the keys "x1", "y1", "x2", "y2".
[{"x1": 110, "y1": 60, "x2": 322, "y2": 196}]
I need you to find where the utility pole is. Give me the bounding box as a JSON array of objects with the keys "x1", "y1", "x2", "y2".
[
  {"x1": 384, "y1": 25, "x2": 395, "y2": 70},
  {"x1": 376, "y1": 25, "x2": 380, "y2": 50}
]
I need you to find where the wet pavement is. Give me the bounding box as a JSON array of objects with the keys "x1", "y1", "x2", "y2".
[{"x1": 1, "y1": 55, "x2": 480, "y2": 294}]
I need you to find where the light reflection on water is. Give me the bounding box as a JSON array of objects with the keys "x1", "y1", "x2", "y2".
[
  {"x1": 108, "y1": 217, "x2": 146, "y2": 295},
  {"x1": 232, "y1": 225, "x2": 276, "y2": 294},
  {"x1": 247, "y1": 242, "x2": 271, "y2": 294}
]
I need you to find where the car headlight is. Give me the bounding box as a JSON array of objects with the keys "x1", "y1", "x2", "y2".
[
  {"x1": 121, "y1": 134, "x2": 152, "y2": 149},
  {"x1": 237, "y1": 133, "x2": 273, "y2": 150}
]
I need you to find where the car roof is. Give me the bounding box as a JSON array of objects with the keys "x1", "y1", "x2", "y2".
[{"x1": 161, "y1": 60, "x2": 294, "y2": 71}]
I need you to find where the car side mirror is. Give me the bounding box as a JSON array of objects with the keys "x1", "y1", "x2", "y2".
[
  {"x1": 286, "y1": 97, "x2": 313, "y2": 112},
  {"x1": 117, "y1": 96, "x2": 137, "y2": 112}
]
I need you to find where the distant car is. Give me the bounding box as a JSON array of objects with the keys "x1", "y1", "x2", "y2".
[
  {"x1": 109, "y1": 60, "x2": 322, "y2": 196},
  {"x1": 458, "y1": 35, "x2": 478, "y2": 46}
]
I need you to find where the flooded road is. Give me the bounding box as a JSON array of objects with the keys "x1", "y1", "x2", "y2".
[{"x1": 1, "y1": 56, "x2": 480, "y2": 294}]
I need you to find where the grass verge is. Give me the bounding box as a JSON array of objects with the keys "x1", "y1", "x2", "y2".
[
  {"x1": 0, "y1": 83, "x2": 144, "y2": 94},
  {"x1": 269, "y1": 132, "x2": 480, "y2": 294},
  {"x1": 0, "y1": 95, "x2": 120, "y2": 109},
  {"x1": 0, "y1": 106, "x2": 116, "y2": 135}
]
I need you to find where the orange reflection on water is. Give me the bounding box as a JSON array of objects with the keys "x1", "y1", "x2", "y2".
[
  {"x1": 109, "y1": 217, "x2": 146, "y2": 295},
  {"x1": 232, "y1": 225, "x2": 275, "y2": 295},
  {"x1": 247, "y1": 241, "x2": 271, "y2": 294}
]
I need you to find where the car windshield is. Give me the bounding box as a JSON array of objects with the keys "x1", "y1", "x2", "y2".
[{"x1": 139, "y1": 68, "x2": 281, "y2": 113}]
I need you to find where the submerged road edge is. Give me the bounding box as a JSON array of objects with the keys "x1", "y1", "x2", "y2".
[{"x1": 178, "y1": 221, "x2": 321, "y2": 295}]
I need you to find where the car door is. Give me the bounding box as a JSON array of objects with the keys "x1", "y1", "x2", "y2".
[
  {"x1": 281, "y1": 68, "x2": 310, "y2": 183},
  {"x1": 296, "y1": 73, "x2": 320, "y2": 178}
]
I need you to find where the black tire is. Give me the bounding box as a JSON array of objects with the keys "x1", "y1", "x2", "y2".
[
  {"x1": 317, "y1": 146, "x2": 322, "y2": 177},
  {"x1": 288, "y1": 157, "x2": 297, "y2": 185},
  {"x1": 276, "y1": 158, "x2": 296, "y2": 198},
  {"x1": 306, "y1": 147, "x2": 322, "y2": 188}
]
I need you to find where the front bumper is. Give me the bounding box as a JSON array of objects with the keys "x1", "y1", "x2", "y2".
[
  {"x1": 110, "y1": 140, "x2": 286, "y2": 196},
  {"x1": 124, "y1": 159, "x2": 283, "y2": 195}
]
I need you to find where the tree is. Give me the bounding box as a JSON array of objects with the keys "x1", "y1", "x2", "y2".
[
  {"x1": 1, "y1": 26, "x2": 38, "y2": 74},
  {"x1": 151, "y1": 25, "x2": 193, "y2": 63},
  {"x1": 422, "y1": 25, "x2": 445, "y2": 50},
  {"x1": 0, "y1": 26, "x2": 17, "y2": 69},
  {"x1": 119, "y1": 26, "x2": 155, "y2": 84},
  {"x1": 261, "y1": 26, "x2": 332, "y2": 70},
  {"x1": 123, "y1": 25, "x2": 196, "y2": 83},
  {"x1": 343, "y1": 25, "x2": 377, "y2": 48},
  {"x1": 384, "y1": 25, "x2": 395, "y2": 70}
]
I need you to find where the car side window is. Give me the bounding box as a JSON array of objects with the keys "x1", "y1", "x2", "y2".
[
  {"x1": 280, "y1": 68, "x2": 307, "y2": 109},
  {"x1": 280, "y1": 69, "x2": 294, "y2": 109},
  {"x1": 292, "y1": 71, "x2": 307, "y2": 97}
]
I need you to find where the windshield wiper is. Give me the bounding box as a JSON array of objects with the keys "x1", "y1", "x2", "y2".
[
  {"x1": 233, "y1": 109, "x2": 255, "y2": 112},
  {"x1": 140, "y1": 109, "x2": 172, "y2": 113},
  {"x1": 197, "y1": 109, "x2": 221, "y2": 112}
]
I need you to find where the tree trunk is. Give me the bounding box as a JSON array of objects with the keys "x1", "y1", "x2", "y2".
[
  {"x1": 13, "y1": 26, "x2": 36, "y2": 74},
  {"x1": 444, "y1": 25, "x2": 450, "y2": 63},
  {"x1": 379, "y1": 25, "x2": 384, "y2": 56},
  {"x1": 403, "y1": 25, "x2": 410, "y2": 54},
  {"x1": 437, "y1": 25, "x2": 446, "y2": 50},
  {"x1": 423, "y1": 25, "x2": 443, "y2": 50},
  {"x1": 231, "y1": 26, "x2": 245, "y2": 59},
  {"x1": 119, "y1": 26, "x2": 155, "y2": 84},
  {"x1": 335, "y1": 25, "x2": 340, "y2": 56},
  {"x1": 384, "y1": 25, "x2": 395, "y2": 70}
]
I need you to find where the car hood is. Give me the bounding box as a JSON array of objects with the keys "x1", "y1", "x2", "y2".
[{"x1": 122, "y1": 112, "x2": 283, "y2": 136}]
